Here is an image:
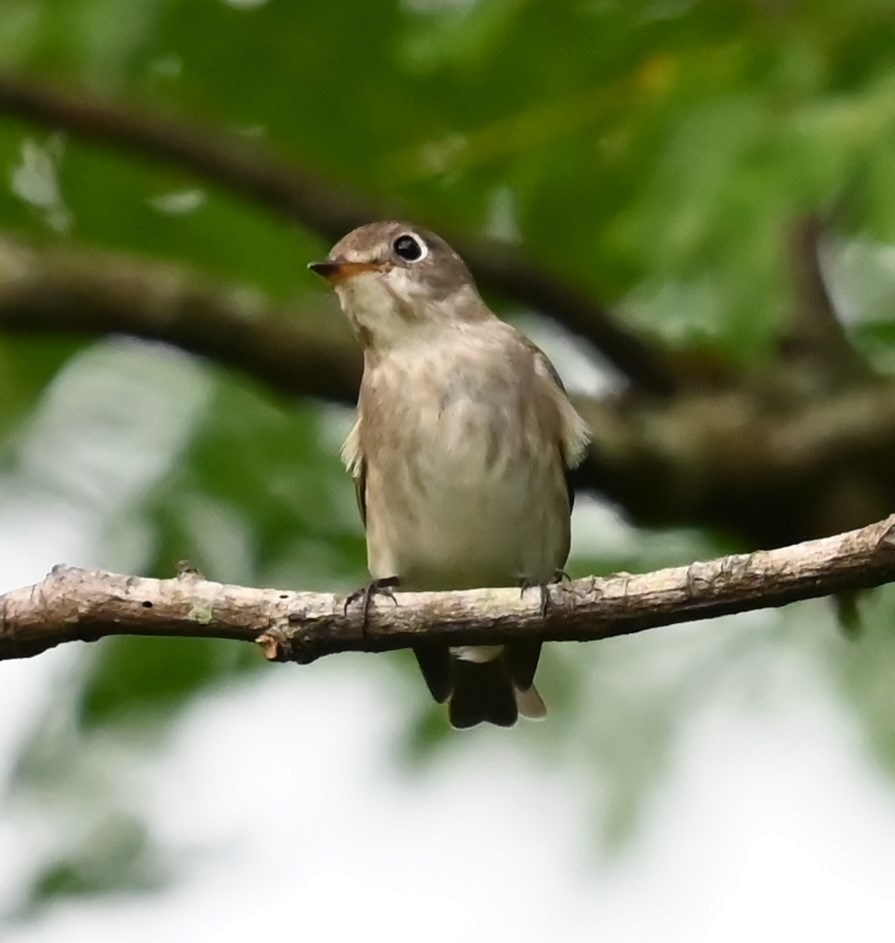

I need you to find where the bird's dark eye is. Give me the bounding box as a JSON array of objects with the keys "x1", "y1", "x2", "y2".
[{"x1": 393, "y1": 234, "x2": 426, "y2": 262}]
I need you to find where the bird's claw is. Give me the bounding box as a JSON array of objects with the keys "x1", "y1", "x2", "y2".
[
  {"x1": 519, "y1": 578, "x2": 551, "y2": 619},
  {"x1": 518, "y1": 570, "x2": 569, "y2": 618},
  {"x1": 344, "y1": 576, "x2": 400, "y2": 635},
  {"x1": 519, "y1": 569, "x2": 572, "y2": 619}
]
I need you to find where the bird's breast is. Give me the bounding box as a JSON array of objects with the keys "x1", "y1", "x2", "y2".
[{"x1": 362, "y1": 346, "x2": 569, "y2": 589}]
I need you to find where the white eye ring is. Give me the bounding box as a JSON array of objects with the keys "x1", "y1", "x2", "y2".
[{"x1": 392, "y1": 233, "x2": 428, "y2": 263}]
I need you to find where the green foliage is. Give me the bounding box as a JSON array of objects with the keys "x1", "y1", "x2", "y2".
[
  {"x1": 139, "y1": 379, "x2": 363, "y2": 587},
  {"x1": 829, "y1": 584, "x2": 895, "y2": 777},
  {"x1": 76, "y1": 637, "x2": 259, "y2": 730},
  {"x1": 4, "y1": 0, "x2": 895, "y2": 915},
  {"x1": 19, "y1": 812, "x2": 167, "y2": 914}
]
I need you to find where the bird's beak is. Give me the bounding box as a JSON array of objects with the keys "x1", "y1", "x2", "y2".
[{"x1": 308, "y1": 259, "x2": 386, "y2": 284}]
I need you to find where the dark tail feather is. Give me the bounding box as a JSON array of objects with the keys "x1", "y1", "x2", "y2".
[
  {"x1": 413, "y1": 645, "x2": 452, "y2": 703},
  {"x1": 505, "y1": 640, "x2": 542, "y2": 691},
  {"x1": 448, "y1": 657, "x2": 518, "y2": 729}
]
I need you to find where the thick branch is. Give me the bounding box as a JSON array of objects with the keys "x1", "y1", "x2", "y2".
[
  {"x1": 0, "y1": 71, "x2": 678, "y2": 395},
  {"x1": 3, "y1": 516, "x2": 895, "y2": 663},
  {"x1": 577, "y1": 383, "x2": 895, "y2": 545},
  {"x1": 0, "y1": 232, "x2": 359, "y2": 405}
]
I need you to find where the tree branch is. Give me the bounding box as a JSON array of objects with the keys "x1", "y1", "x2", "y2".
[
  {"x1": 0, "y1": 232, "x2": 359, "y2": 406},
  {"x1": 0, "y1": 71, "x2": 679, "y2": 395},
  {"x1": 3, "y1": 515, "x2": 895, "y2": 663},
  {"x1": 780, "y1": 214, "x2": 868, "y2": 382},
  {"x1": 576, "y1": 382, "x2": 895, "y2": 545}
]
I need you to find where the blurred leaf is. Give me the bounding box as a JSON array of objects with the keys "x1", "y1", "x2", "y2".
[
  {"x1": 18, "y1": 812, "x2": 168, "y2": 915},
  {"x1": 77, "y1": 637, "x2": 260, "y2": 730},
  {"x1": 829, "y1": 584, "x2": 895, "y2": 778},
  {"x1": 139, "y1": 378, "x2": 365, "y2": 588}
]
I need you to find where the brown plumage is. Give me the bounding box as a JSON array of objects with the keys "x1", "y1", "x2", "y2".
[{"x1": 310, "y1": 221, "x2": 589, "y2": 728}]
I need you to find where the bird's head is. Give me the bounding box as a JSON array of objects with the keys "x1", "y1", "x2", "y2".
[{"x1": 309, "y1": 221, "x2": 486, "y2": 348}]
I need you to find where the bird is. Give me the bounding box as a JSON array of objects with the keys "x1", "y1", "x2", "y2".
[{"x1": 309, "y1": 221, "x2": 590, "y2": 728}]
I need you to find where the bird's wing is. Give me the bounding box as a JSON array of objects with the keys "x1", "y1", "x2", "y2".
[
  {"x1": 341, "y1": 415, "x2": 367, "y2": 527},
  {"x1": 528, "y1": 344, "x2": 591, "y2": 510}
]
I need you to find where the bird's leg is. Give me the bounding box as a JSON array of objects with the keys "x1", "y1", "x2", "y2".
[
  {"x1": 518, "y1": 570, "x2": 568, "y2": 618},
  {"x1": 344, "y1": 576, "x2": 400, "y2": 634}
]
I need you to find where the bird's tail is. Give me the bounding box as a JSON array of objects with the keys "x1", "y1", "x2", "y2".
[{"x1": 430, "y1": 643, "x2": 546, "y2": 729}]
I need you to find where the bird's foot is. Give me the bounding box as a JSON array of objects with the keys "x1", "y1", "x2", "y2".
[
  {"x1": 344, "y1": 576, "x2": 400, "y2": 634},
  {"x1": 518, "y1": 577, "x2": 550, "y2": 618},
  {"x1": 518, "y1": 570, "x2": 569, "y2": 618}
]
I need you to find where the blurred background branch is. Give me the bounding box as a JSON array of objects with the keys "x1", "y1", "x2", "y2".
[
  {"x1": 0, "y1": 72, "x2": 679, "y2": 395},
  {"x1": 780, "y1": 213, "x2": 870, "y2": 384},
  {"x1": 0, "y1": 231, "x2": 359, "y2": 404}
]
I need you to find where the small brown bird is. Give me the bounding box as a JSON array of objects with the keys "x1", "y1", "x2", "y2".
[{"x1": 309, "y1": 221, "x2": 590, "y2": 728}]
